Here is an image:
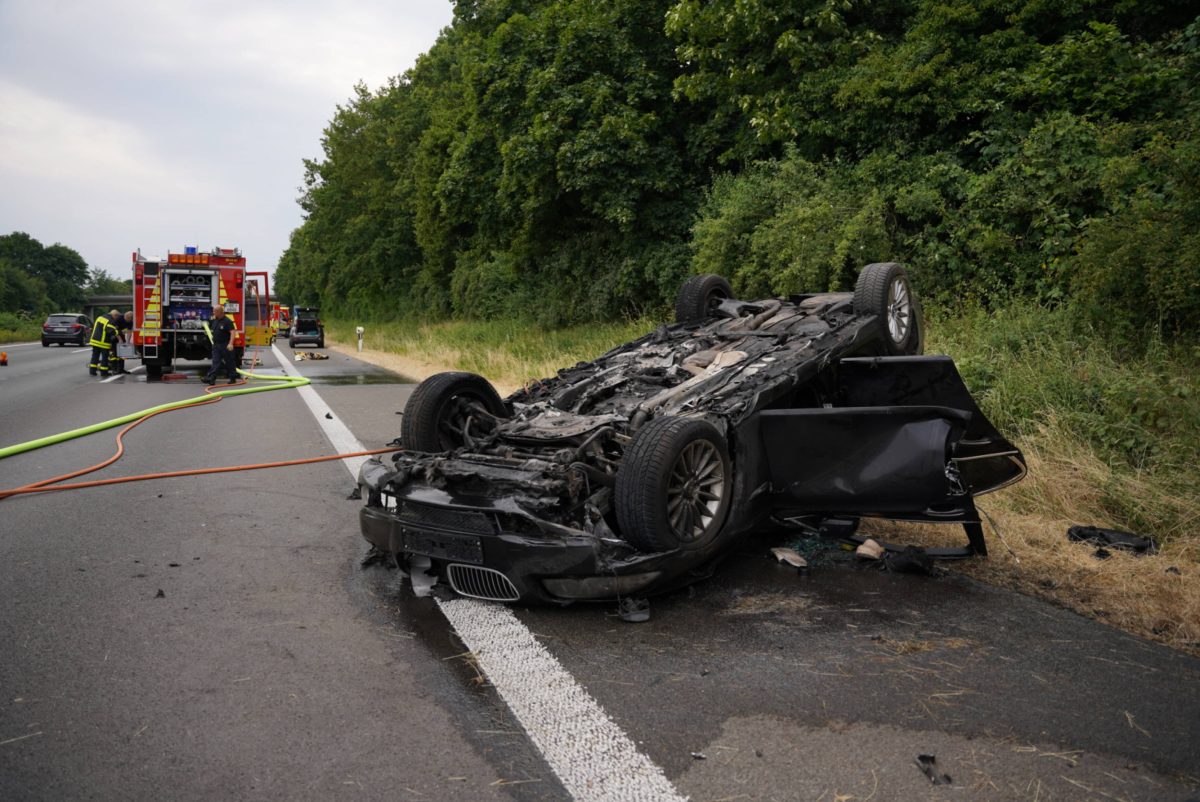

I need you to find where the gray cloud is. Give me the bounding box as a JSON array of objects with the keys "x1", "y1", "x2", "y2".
[{"x1": 0, "y1": 0, "x2": 453, "y2": 281}]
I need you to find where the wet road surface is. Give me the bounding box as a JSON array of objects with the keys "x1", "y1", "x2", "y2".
[{"x1": 1, "y1": 339, "x2": 1198, "y2": 801}]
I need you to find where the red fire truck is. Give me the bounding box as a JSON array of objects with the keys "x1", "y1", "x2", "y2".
[
  {"x1": 269, "y1": 302, "x2": 289, "y2": 339},
  {"x1": 131, "y1": 246, "x2": 250, "y2": 380}
]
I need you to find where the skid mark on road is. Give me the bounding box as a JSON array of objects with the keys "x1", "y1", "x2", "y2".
[{"x1": 278, "y1": 343, "x2": 687, "y2": 801}]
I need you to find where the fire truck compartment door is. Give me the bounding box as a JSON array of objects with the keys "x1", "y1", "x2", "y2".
[{"x1": 243, "y1": 272, "x2": 273, "y2": 346}]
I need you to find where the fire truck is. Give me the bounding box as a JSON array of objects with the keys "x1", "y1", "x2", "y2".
[
  {"x1": 269, "y1": 302, "x2": 290, "y2": 338},
  {"x1": 131, "y1": 246, "x2": 270, "y2": 380}
]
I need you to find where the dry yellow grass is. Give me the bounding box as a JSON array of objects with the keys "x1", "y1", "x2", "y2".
[
  {"x1": 867, "y1": 418, "x2": 1200, "y2": 655},
  {"x1": 327, "y1": 317, "x2": 650, "y2": 394}
]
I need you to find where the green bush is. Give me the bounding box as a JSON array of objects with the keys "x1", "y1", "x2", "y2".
[
  {"x1": 930, "y1": 303, "x2": 1200, "y2": 476},
  {"x1": 1071, "y1": 127, "x2": 1200, "y2": 334},
  {"x1": 0, "y1": 310, "x2": 41, "y2": 344}
]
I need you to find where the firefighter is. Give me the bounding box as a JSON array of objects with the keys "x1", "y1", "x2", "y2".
[
  {"x1": 203, "y1": 304, "x2": 239, "y2": 385},
  {"x1": 88, "y1": 310, "x2": 118, "y2": 376},
  {"x1": 110, "y1": 311, "x2": 133, "y2": 374}
]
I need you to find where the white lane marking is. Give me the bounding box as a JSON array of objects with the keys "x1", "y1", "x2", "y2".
[
  {"x1": 270, "y1": 343, "x2": 370, "y2": 479},
  {"x1": 100, "y1": 365, "x2": 146, "y2": 383},
  {"x1": 439, "y1": 599, "x2": 688, "y2": 802},
  {"x1": 2, "y1": 341, "x2": 40, "y2": 348},
  {"x1": 72, "y1": 348, "x2": 91, "y2": 353},
  {"x1": 279, "y1": 344, "x2": 686, "y2": 802}
]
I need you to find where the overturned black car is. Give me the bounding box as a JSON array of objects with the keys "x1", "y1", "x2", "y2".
[{"x1": 358, "y1": 263, "x2": 1026, "y2": 603}]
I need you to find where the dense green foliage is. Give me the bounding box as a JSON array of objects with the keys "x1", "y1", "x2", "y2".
[
  {"x1": 279, "y1": 0, "x2": 1199, "y2": 334},
  {"x1": 0, "y1": 312, "x2": 42, "y2": 344},
  {"x1": 0, "y1": 233, "x2": 127, "y2": 343},
  {"x1": 280, "y1": 0, "x2": 701, "y2": 325},
  {"x1": 0, "y1": 232, "x2": 94, "y2": 317},
  {"x1": 83, "y1": 268, "x2": 133, "y2": 296}
]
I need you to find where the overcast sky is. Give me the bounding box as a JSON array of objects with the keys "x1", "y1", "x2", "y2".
[{"x1": 0, "y1": 0, "x2": 454, "y2": 281}]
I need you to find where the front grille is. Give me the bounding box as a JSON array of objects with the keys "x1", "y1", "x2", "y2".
[
  {"x1": 399, "y1": 502, "x2": 494, "y2": 535},
  {"x1": 446, "y1": 564, "x2": 520, "y2": 602}
]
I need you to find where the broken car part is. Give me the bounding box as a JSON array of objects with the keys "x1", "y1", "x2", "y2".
[{"x1": 1067, "y1": 525, "x2": 1157, "y2": 556}]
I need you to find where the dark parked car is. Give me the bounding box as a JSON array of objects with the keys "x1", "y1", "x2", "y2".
[
  {"x1": 288, "y1": 308, "x2": 324, "y2": 349},
  {"x1": 41, "y1": 313, "x2": 92, "y2": 347},
  {"x1": 358, "y1": 263, "x2": 1026, "y2": 604}
]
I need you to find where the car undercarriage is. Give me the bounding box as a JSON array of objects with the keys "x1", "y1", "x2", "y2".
[{"x1": 358, "y1": 265, "x2": 1026, "y2": 604}]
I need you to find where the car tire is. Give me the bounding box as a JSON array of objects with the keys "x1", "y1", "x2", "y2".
[
  {"x1": 853, "y1": 262, "x2": 922, "y2": 356},
  {"x1": 288, "y1": 337, "x2": 296, "y2": 348},
  {"x1": 317, "y1": 337, "x2": 325, "y2": 348},
  {"x1": 401, "y1": 371, "x2": 508, "y2": 453},
  {"x1": 675, "y1": 274, "x2": 733, "y2": 324},
  {"x1": 42, "y1": 340, "x2": 49, "y2": 347},
  {"x1": 616, "y1": 416, "x2": 732, "y2": 553}
]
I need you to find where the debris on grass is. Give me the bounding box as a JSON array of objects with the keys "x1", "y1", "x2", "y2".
[{"x1": 1068, "y1": 525, "x2": 1157, "y2": 556}]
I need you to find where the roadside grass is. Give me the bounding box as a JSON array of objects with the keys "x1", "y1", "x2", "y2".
[
  {"x1": 325, "y1": 317, "x2": 652, "y2": 390},
  {"x1": 329, "y1": 305, "x2": 1200, "y2": 653},
  {"x1": 0, "y1": 315, "x2": 41, "y2": 344}
]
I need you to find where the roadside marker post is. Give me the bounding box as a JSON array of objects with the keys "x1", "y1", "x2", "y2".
[{"x1": 355, "y1": 326, "x2": 364, "y2": 352}]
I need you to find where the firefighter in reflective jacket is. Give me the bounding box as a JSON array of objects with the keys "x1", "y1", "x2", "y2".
[{"x1": 88, "y1": 312, "x2": 118, "y2": 376}]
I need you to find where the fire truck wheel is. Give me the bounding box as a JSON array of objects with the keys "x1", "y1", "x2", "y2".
[
  {"x1": 146, "y1": 363, "x2": 163, "y2": 381},
  {"x1": 235, "y1": 347, "x2": 244, "y2": 368}
]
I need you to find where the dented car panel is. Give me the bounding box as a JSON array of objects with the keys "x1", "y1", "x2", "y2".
[{"x1": 359, "y1": 272, "x2": 1026, "y2": 603}]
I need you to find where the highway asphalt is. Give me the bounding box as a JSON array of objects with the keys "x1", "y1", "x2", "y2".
[{"x1": 1, "y1": 339, "x2": 1198, "y2": 801}]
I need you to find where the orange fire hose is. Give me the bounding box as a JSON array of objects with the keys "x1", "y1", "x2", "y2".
[{"x1": 0, "y1": 348, "x2": 400, "y2": 501}]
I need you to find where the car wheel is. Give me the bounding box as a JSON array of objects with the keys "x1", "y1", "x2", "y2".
[
  {"x1": 675, "y1": 274, "x2": 733, "y2": 324},
  {"x1": 853, "y1": 262, "x2": 922, "y2": 356},
  {"x1": 288, "y1": 338, "x2": 296, "y2": 348},
  {"x1": 42, "y1": 340, "x2": 49, "y2": 347},
  {"x1": 401, "y1": 371, "x2": 507, "y2": 452},
  {"x1": 317, "y1": 337, "x2": 325, "y2": 348},
  {"x1": 616, "y1": 416, "x2": 732, "y2": 553}
]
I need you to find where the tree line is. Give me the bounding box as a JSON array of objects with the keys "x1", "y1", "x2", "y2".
[
  {"x1": 276, "y1": 0, "x2": 1200, "y2": 334},
  {"x1": 0, "y1": 232, "x2": 130, "y2": 319}
]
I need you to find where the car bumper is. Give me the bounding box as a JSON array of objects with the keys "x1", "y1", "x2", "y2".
[{"x1": 359, "y1": 504, "x2": 668, "y2": 603}]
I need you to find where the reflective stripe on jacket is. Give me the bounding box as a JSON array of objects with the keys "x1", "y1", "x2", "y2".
[{"x1": 89, "y1": 317, "x2": 116, "y2": 349}]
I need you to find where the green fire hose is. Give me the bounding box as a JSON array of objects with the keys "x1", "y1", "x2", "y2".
[{"x1": 0, "y1": 324, "x2": 308, "y2": 461}]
